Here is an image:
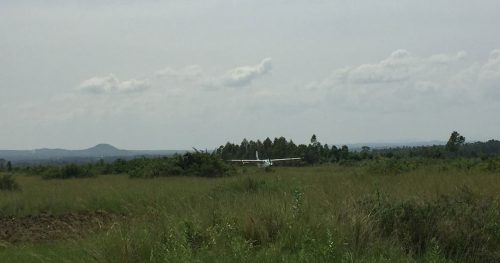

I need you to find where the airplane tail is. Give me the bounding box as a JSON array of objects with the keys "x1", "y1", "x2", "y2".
[{"x1": 256, "y1": 151, "x2": 260, "y2": 160}]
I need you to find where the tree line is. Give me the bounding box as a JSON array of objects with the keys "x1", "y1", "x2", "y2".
[
  {"x1": 374, "y1": 131, "x2": 500, "y2": 159},
  {"x1": 216, "y1": 132, "x2": 500, "y2": 164},
  {"x1": 215, "y1": 134, "x2": 352, "y2": 165},
  {"x1": 5, "y1": 131, "x2": 500, "y2": 179},
  {"x1": 19, "y1": 151, "x2": 234, "y2": 179}
]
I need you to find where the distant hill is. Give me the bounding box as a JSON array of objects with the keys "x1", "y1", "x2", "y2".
[
  {"x1": 0, "y1": 144, "x2": 185, "y2": 164},
  {"x1": 83, "y1": 144, "x2": 126, "y2": 156}
]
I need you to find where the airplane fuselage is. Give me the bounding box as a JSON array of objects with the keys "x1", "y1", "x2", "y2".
[{"x1": 259, "y1": 159, "x2": 273, "y2": 168}]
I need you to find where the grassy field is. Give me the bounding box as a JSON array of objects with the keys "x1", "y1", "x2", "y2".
[{"x1": 1, "y1": 162, "x2": 499, "y2": 262}]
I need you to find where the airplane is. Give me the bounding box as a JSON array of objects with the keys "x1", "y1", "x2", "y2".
[{"x1": 230, "y1": 151, "x2": 301, "y2": 168}]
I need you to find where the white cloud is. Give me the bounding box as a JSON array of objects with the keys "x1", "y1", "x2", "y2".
[
  {"x1": 218, "y1": 58, "x2": 273, "y2": 87},
  {"x1": 154, "y1": 58, "x2": 273, "y2": 89},
  {"x1": 73, "y1": 52, "x2": 499, "y2": 118},
  {"x1": 78, "y1": 74, "x2": 150, "y2": 94},
  {"x1": 75, "y1": 58, "x2": 272, "y2": 104},
  {"x1": 478, "y1": 49, "x2": 500, "y2": 98},
  {"x1": 334, "y1": 49, "x2": 467, "y2": 86},
  {"x1": 307, "y1": 49, "x2": 500, "y2": 112},
  {"x1": 429, "y1": 51, "x2": 467, "y2": 64}
]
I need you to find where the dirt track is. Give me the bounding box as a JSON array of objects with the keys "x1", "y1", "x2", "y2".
[{"x1": 0, "y1": 211, "x2": 117, "y2": 244}]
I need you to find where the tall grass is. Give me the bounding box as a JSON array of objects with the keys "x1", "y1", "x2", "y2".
[
  {"x1": 0, "y1": 162, "x2": 499, "y2": 262},
  {"x1": 0, "y1": 174, "x2": 20, "y2": 191}
]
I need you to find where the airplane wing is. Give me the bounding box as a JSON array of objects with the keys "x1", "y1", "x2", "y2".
[
  {"x1": 229, "y1": 159, "x2": 263, "y2": 163},
  {"x1": 270, "y1": 157, "x2": 302, "y2": 162}
]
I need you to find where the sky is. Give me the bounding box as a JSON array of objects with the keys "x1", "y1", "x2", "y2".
[{"x1": 1, "y1": 0, "x2": 500, "y2": 150}]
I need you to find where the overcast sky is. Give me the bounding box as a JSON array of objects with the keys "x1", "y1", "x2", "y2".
[{"x1": 1, "y1": 1, "x2": 500, "y2": 150}]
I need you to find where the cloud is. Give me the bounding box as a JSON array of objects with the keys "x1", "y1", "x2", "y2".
[
  {"x1": 76, "y1": 58, "x2": 273, "y2": 100},
  {"x1": 218, "y1": 58, "x2": 273, "y2": 87},
  {"x1": 478, "y1": 49, "x2": 500, "y2": 98},
  {"x1": 331, "y1": 49, "x2": 468, "y2": 86},
  {"x1": 78, "y1": 74, "x2": 150, "y2": 94},
  {"x1": 154, "y1": 58, "x2": 273, "y2": 89},
  {"x1": 429, "y1": 50, "x2": 467, "y2": 64},
  {"x1": 305, "y1": 49, "x2": 495, "y2": 112},
  {"x1": 346, "y1": 49, "x2": 413, "y2": 84},
  {"x1": 72, "y1": 51, "x2": 499, "y2": 116},
  {"x1": 154, "y1": 65, "x2": 204, "y2": 81}
]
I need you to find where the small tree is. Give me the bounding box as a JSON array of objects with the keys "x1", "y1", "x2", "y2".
[
  {"x1": 361, "y1": 146, "x2": 371, "y2": 159},
  {"x1": 6, "y1": 161, "x2": 12, "y2": 172},
  {"x1": 446, "y1": 131, "x2": 465, "y2": 152}
]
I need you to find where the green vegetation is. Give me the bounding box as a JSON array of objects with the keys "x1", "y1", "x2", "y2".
[
  {"x1": 1, "y1": 132, "x2": 500, "y2": 262},
  {"x1": 216, "y1": 134, "x2": 350, "y2": 164},
  {"x1": 217, "y1": 131, "x2": 500, "y2": 164},
  {"x1": 19, "y1": 151, "x2": 233, "y2": 180},
  {"x1": 130, "y1": 151, "x2": 234, "y2": 178},
  {"x1": 446, "y1": 131, "x2": 466, "y2": 152},
  {"x1": 359, "y1": 186, "x2": 499, "y2": 261},
  {"x1": 0, "y1": 174, "x2": 20, "y2": 191},
  {"x1": 16, "y1": 132, "x2": 500, "y2": 180},
  {"x1": 40, "y1": 164, "x2": 95, "y2": 179},
  {"x1": 0, "y1": 159, "x2": 499, "y2": 262}
]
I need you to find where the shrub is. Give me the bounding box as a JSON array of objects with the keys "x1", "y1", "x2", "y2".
[
  {"x1": 365, "y1": 158, "x2": 418, "y2": 176},
  {"x1": 484, "y1": 157, "x2": 500, "y2": 172},
  {"x1": 42, "y1": 164, "x2": 95, "y2": 179},
  {"x1": 129, "y1": 152, "x2": 234, "y2": 178},
  {"x1": 129, "y1": 158, "x2": 182, "y2": 178},
  {"x1": 23, "y1": 165, "x2": 52, "y2": 176},
  {"x1": 450, "y1": 158, "x2": 480, "y2": 172},
  {"x1": 0, "y1": 174, "x2": 20, "y2": 191},
  {"x1": 359, "y1": 187, "x2": 500, "y2": 262},
  {"x1": 177, "y1": 152, "x2": 234, "y2": 177}
]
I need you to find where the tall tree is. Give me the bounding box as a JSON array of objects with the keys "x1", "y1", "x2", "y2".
[
  {"x1": 263, "y1": 137, "x2": 273, "y2": 158},
  {"x1": 446, "y1": 131, "x2": 465, "y2": 152},
  {"x1": 340, "y1": 145, "x2": 349, "y2": 160},
  {"x1": 310, "y1": 134, "x2": 318, "y2": 146}
]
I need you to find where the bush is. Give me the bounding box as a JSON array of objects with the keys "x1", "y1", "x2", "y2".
[
  {"x1": 450, "y1": 158, "x2": 481, "y2": 172},
  {"x1": 365, "y1": 158, "x2": 418, "y2": 176},
  {"x1": 42, "y1": 164, "x2": 95, "y2": 179},
  {"x1": 0, "y1": 174, "x2": 20, "y2": 191},
  {"x1": 177, "y1": 152, "x2": 234, "y2": 177},
  {"x1": 129, "y1": 152, "x2": 235, "y2": 178},
  {"x1": 484, "y1": 157, "x2": 500, "y2": 172},
  {"x1": 129, "y1": 158, "x2": 183, "y2": 178},
  {"x1": 359, "y1": 187, "x2": 500, "y2": 262},
  {"x1": 23, "y1": 165, "x2": 52, "y2": 176}
]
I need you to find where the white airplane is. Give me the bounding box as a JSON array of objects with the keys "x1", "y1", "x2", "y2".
[{"x1": 230, "y1": 151, "x2": 301, "y2": 168}]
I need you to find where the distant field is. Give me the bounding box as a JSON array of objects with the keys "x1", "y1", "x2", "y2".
[{"x1": 1, "y1": 163, "x2": 499, "y2": 262}]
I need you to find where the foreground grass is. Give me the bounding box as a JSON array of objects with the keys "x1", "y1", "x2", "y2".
[{"x1": 1, "y1": 163, "x2": 499, "y2": 262}]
